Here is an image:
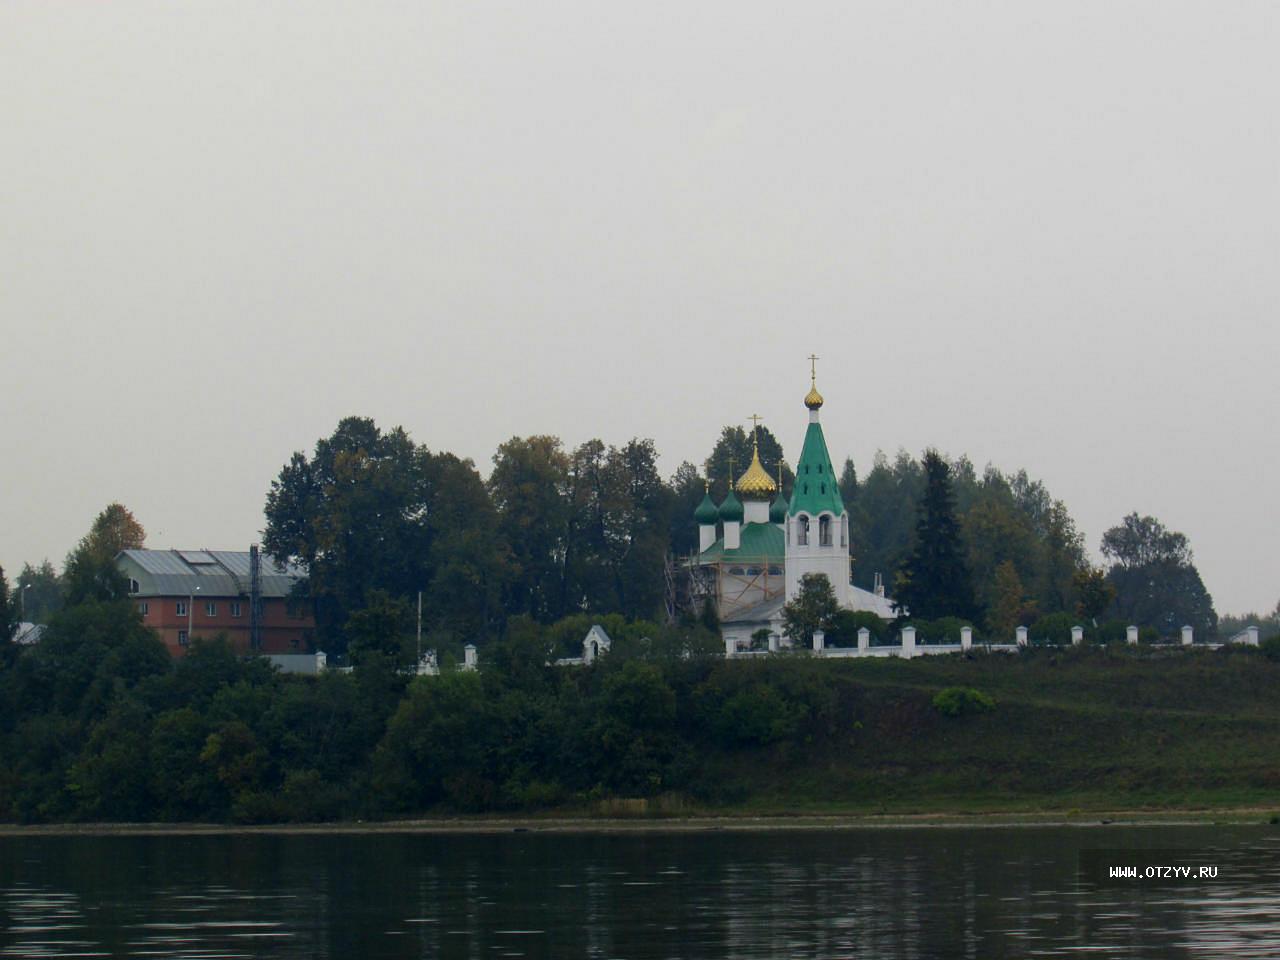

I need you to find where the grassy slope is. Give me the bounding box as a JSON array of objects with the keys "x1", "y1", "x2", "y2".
[{"x1": 697, "y1": 647, "x2": 1280, "y2": 815}]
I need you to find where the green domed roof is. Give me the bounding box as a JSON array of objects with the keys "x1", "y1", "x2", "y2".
[
  {"x1": 694, "y1": 491, "x2": 719, "y2": 525},
  {"x1": 769, "y1": 489, "x2": 789, "y2": 523},
  {"x1": 718, "y1": 488, "x2": 744, "y2": 523}
]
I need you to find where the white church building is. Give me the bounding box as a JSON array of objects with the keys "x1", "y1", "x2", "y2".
[{"x1": 689, "y1": 368, "x2": 895, "y2": 653}]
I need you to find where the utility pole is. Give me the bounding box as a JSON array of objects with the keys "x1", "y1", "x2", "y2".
[{"x1": 416, "y1": 590, "x2": 423, "y2": 673}]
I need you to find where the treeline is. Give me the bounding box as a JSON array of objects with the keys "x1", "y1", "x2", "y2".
[
  {"x1": 4, "y1": 599, "x2": 1280, "y2": 823},
  {"x1": 3, "y1": 415, "x2": 1238, "y2": 660},
  {"x1": 257, "y1": 416, "x2": 1225, "y2": 657}
]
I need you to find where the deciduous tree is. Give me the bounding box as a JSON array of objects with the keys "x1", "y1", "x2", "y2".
[
  {"x1": 63, "y1": 503, "x2": 145, "y2": 605},
  {"x1": 782, "y1": 572, "x2": 840, "y2": 647},
  {"x1": 1100, "y1": 513, "x2": 1217, "y2": 637}
]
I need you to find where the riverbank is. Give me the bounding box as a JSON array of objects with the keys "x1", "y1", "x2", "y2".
[
  {"x1": 3, "y1": 805, "x2": 1278, "y2": 836},
  {"x1": 7, "y1": 639, "x2": 1280, "y2": 825}
]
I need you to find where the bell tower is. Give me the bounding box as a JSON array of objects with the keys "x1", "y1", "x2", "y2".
[{"x1": 784, "y1": 357, "x2": 851, "y2": 606}]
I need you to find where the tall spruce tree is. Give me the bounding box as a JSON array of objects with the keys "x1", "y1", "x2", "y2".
[{"x1": 894, "y1": 450, "x2": 977, "y2": 620}]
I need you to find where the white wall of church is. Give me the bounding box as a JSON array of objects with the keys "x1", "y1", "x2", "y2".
[{"x1": 785, "y1": 511, "x2": 852, "y2": 607}]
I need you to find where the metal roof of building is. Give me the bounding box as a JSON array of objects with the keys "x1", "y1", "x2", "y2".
[
  {"x1": 851, "y1": 584, "x2": 897, "y2": 619},
  {"x1": 117, "y1": 549, "x2": 305, "y2": 599},
  {"x1": 722, "y1": 595, "x2": 784, "y2": 625},
  {"x1": 696, "y1": 522, "x2": 785, "y2": 563}
]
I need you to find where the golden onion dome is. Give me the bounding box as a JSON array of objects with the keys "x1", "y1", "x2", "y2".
[
  {"x1": 804, "y1": 383, "x2": 824, "y2": 410},
  {"x1": 736, "y1": 444, "x2": 778, "y2": 499}
]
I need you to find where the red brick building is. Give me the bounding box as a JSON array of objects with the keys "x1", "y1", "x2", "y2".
[{"x1": 117, "y1": 548, "x2": 315, "y2": 657}]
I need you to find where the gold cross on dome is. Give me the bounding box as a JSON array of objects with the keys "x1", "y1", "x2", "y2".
[{"x1": 808, "y1": 354, "x2": 819, "y2": 382}]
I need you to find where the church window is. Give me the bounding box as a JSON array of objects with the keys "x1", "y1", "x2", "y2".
[
  {"x1": 797, "y1": 515, "x2": 810, "y2": 546},
  {"x1": 819, "y1": 515, "x2": 832, "y2": 546},
  {"x1": 768, "y1": 565, "x2": 783, "y2": 575},
  {"x1": 729, "y1": 566, "x2": 745, "y2": 576},
  {"x1": 747, "y1": 567, "x2": 761, "y2": 576}
]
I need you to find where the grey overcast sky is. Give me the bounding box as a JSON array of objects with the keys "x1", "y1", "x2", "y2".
[{"x1": 2, "y1": 2, "x2": 1277, "y2": 615}]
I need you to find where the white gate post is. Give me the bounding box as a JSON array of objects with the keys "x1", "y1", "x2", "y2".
[{"x1": 902, "y1": 625, "x2": 917, "y2": 659}]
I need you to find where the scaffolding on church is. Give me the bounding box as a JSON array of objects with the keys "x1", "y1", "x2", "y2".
[{"x1": 666, "y1": 550, "x2": 785, "y2": 623}]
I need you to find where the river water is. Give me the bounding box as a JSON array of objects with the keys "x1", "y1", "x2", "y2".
[{"x1": 1, "y1": 824, "x2": 1278, "y2": 959}]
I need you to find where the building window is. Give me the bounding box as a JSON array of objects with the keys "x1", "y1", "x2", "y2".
[
  {"x1": 205, "y1": 602, "x2": 217, "y2": 617},
  {"x1": 128, "y1": 578, "x2": 140, "y2": 594},
  {"x1": 176, "y1": 601, "x2": 188, "y2": 617},
  {"x1": 819, "y1": 515, "x2": 832, "y2": 546},
  {"x1": 231, "y1": 601, "x2": 242, "y2": 618},
  {"x1": 798, "y1": 515, "x2": 810, "y2": 546},
  {"x1": 138, "y1": 601, "x2": 149, "y2": 616},
  {"x1": 287, "y1": 603, "x2": 304, "y2": 620},
  {"x1": 178, "y1": 630, "x2": 189, "y2": 646}
]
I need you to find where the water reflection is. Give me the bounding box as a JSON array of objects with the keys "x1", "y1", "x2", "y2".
[{"x1": 0, "y1": 826, "x2": 1277, "y2": 958}]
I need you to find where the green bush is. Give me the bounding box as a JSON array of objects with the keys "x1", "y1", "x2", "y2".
[
  {"x1": 1097, "y1": 620, "x2": 1130, "y2": 644},
  {"x1": 919, "y1": 616, "x2": 977, "y2": 644},
  {"x1": 827, "y1": 609, "x2": 886, "y2": 646},
  {"x1": 1030, "y1": 612, "x2": 1077, "y2": 646},
  {"x1": 931, "y1": 687, "x2": 996, "y2": 717},
  {"x1": 1261, "y1": 636, "x2": 1280, "y2": 663}
]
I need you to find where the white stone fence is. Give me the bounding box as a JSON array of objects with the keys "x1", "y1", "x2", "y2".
[{"x1": 727, "y1": 623, "x2": 1263, "y2": 660}]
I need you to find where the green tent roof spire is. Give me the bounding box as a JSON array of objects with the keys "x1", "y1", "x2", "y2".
[{"x1": 789, "y1": 371, "x2": 845, "y2": 518}]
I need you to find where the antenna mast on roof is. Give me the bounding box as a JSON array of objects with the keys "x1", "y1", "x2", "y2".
[{"x1": 249, "y1": 544, "x2": 263, "y2": 652}]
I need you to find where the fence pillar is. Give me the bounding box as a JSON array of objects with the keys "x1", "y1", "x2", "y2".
[
  {"x1": 463, "y1": 644, "x2": 478, "y2": 670},
  {"x1": 1181, "y1": 625, "x2": 1194, "y2": 646},
  {"x1": 961, "y1": 626, "x2": 972, "y2": 651},
  {"x1": 1016, "y1": 625, "x2": 1028, "y2": 647},
  {"x1": 1127, "y1": 625, "x2": 1139, "y2": 645},
  {"x1": 813, "y1": 629, "x2": 825, "y2": 654},
  {"x1": 857, "y1": 628, "x2": 870, "y2": 653},
  {"x1": 902, "y1": 625, "x2": 917, "y2": 659},
  {"x1": 1071, "y1": 625, "x2": 1084, "y2": 645},
  {"x1": 724, "y1": 635, "x2": 735, "y2": 658},
  {"x1": 768, "y1": 632, "x2": 780, "y2": 653}
]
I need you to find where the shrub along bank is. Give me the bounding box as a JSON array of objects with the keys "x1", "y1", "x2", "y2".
[{"x1": 3, "y1": 602, "x2": 1279, "y2": 823}]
